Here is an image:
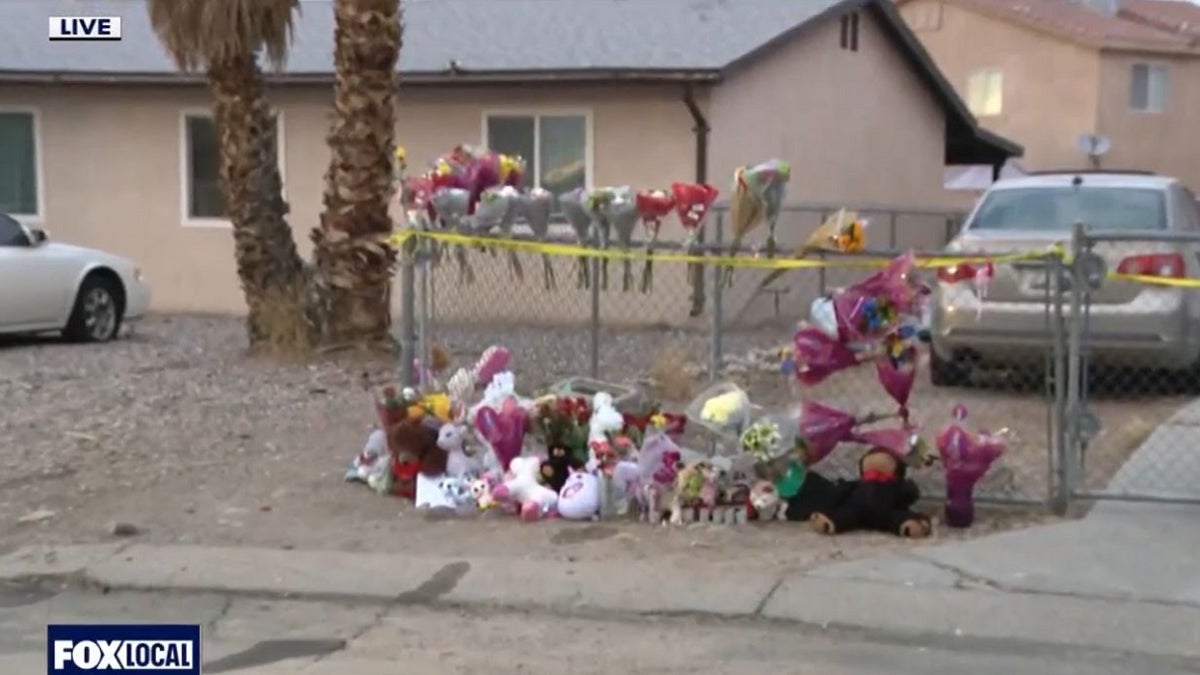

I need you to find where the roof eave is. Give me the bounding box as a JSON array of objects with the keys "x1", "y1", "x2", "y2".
[{"x1": 0, "y1": 68, "x2": 722, "y2": 87}]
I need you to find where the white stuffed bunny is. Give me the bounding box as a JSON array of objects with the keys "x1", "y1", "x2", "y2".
[
  {"x1": 587, "y1": 392, "x2": 625, "y2": 471},
  {"x1": 491, "y1": 455, "x2": 557, "y2": 522},
  {"x1": 438, "y1": 423, "x2": 483, "y2": 478}
]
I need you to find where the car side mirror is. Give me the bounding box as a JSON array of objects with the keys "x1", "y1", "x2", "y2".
[{"x1": 28, "y1": 228, "x2": 47, "y2": 245}]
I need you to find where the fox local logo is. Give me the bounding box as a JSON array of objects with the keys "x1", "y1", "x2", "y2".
[{"x1": 48, "y1": 625, "x2": 200, "y2": 674}]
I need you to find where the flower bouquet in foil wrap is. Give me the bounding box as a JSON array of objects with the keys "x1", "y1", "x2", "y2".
[
  {"x1": 600, "y1": 188, "x2": 640, "y2": 292},
  {"x1": 430, "y1": 186, "x2": 474, "y2": 284},
  {"x1": 518, "y1": 187, "x2": 557, "y2": 290},
  {"x1": 560, "y1": 187, "x2": 594, "y2": 289},
  {"x1": 755, "y1": 209, "x2": 867, "y2": 293},
  {"x1": 685, "y1": 381, "x2": 754, "y2": 444},
  {"x1": 937, "y1": 404, "x2": 1008, "y2": 528},
  {"x1": 810, "y1": 252, "x2": 923, "y2": 346},
  {"x1": 724, "y1": 159, "x2": 791, "y2": 286},
  {"x1": 672, "y1": 182, "x2": 719, "y2": 253},
  {"x1": 475, "y1": 185, "x2": 524, "y2": 281},
  {"x1": 582, "y1": 186, "x2": 633, "y2": 291},
  {"x1": 635, "y1": 189, "x2": 675, "y2": 293}
]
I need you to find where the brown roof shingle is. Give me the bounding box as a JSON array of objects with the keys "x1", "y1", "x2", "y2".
[{"x1": 924, "y1": 0, "x2": 1200, "y2": 51}]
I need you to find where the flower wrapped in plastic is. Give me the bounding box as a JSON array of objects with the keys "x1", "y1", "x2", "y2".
[
  {"x1": 803, "y1": 208, "x2": 867, "y2": 254},
  {"x1": 937, "y1": 405, "x2": 1008, "y2": 528},
  {"x1": 430, "y1": 148, "x2": 471, "y2": 193},
  {"x1": 793, "y1": 326, "x2": 862, "y2": 386},
  {"x1": 635, "y1": 189, "x2": 675, "y2": 293},
  {"x1": 431, "y1": 187, "x2": 474, "y2": 284},
  {"x1": 583, "y1": 186, "x2": 632, "y2": 291},
  {"x1": 474, "y1": 396, "x2": 528, "y2": 472},
  {"x1": 518, "y1": 188, "x2": 556, "y2": 290},
  {"x1": 600, "y1": 189, "x2": 640, "y2": 292},
  {"x1": 796, "y1": 400, "x2": 859, "y2": 465},
  {"x1": 475, "y1": 186, "x2": 523, "y2": 281},
  {"x1": 727, "y1": 159, "x2": 790, "y2": 267},
  {"x1": 685, "y1": 381, "x2": 753, "y2": 443},
  {"x1": 740, "y1": 419, "x2": 784, "y2": 464},
  {"x1": 498, "y1": 153, "x2": 526, "y2": 189},
  {"x1": 559, "y1": 187, "x2": 593, "y2": 289},
  {"x1": 875, "y1": 332, "x2": 919, "y2": 424},
  {"x1": 671, "y1": 182, "x2": 719, "y2": 252},
  {"x1": 811, "y1": 252, "x2": 922, "y2": 344},
  {"x1": 851, "y1": 426, "x2": 934, "y2": 468}
]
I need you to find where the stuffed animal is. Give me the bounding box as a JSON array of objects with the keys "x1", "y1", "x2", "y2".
[
  {"x1": 540, "y1": 445, "x2": 582, "y2": 492},
  {"x1": 438, "y1": 476, "x2": 475, "y2": 509},
  {"x1": 748, "y1": 480, "x2": 787, "y2": 521},
  {"x1": 668, "y1": 459, "x2": 719, "y2": 525},
  {"x1": 810, "y1": 448, "x2": 931, "y2": 538},
  {"x1": 491, "y1": 455, "x2": 558, "y2": 522},
  {"x1": 469, "y1": 475, "x2": 498, "y2": 510},
  {"x1": 557, "y1": 468, "x2": 600, "y2": 520},
  {"x1": 438, "y1": 423, "x2": 485, "y2": 478}
]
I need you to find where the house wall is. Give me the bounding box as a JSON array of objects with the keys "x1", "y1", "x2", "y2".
[
  {"x1": 705, "y1": 6, "x2": 960, "y2": 325},
  {"x1": 0, "y1": 83, "x2": 696, "y2": 324},
  {"x1": 1096, "y1": 52, "x2": 1200, "y2": 190},
  {"x1": 898, "y1": 0, "x2": 1102, "y2": 172}
]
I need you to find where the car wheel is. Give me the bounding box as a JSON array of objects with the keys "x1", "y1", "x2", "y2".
[
  {"x1": 930, "y1": 350, "x2": 970, "y2": 387},
  {"x1": 64, "y1": 275, "x2": 123, "y2": 343}
]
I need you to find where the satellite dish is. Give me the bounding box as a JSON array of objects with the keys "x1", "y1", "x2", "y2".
[{"x1": 1076, "y1": 133, "x2": 1112, "y2": 158}]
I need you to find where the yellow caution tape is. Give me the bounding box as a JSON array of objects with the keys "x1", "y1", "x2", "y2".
[
  {"x1": 1108, "y1": 273, "x2": 1200, "y2": 288},
  {"x1": 388, "y1": 229, "x2": 1050, "y2": 271}
]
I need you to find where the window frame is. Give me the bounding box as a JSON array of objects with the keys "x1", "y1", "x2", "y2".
[
  {"x1": 179, "y1": 108, "x2": 287, "y2": 228},
  {"x1": 0, "y1": 106, "x2": 46, "y2": 225},
  {"x1": 965, "y1": 69, "x2": 1003, "y2": 117},
  {"x1": 1129, "y1": 62, "x2": 1168, "y2": 114},
  {"x1": 480, "y1": 108, "x2": 593, "y2": 237}
]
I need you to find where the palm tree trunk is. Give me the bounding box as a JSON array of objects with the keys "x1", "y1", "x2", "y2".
[
  {"x1": 312, "y1": 0, "x2": 401, "y2": 347},
  {"x1": 208, "y1": 53, "x2": 313, "y2": 347}
]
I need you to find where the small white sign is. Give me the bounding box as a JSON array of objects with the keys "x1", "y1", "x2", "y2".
[{"x1": 48, "y1": 16, "x2": 122, "y2": 41}]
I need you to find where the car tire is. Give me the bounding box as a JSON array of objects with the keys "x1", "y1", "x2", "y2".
[
  {"x1": 64, "y1": 275, "x2": 123, "y2": 343},
  {"x1": 930, "y1": 350, "x2": 970, "y2": 387}
]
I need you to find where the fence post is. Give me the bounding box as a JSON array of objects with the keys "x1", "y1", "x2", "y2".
[
  {"x1": 1050, "y1": 253, "x2": 1070, "y2": 515},
  {"x1": 589, "y1": 236, "x2": 602, "y2": 379},
  {"x1": 1063, "y1": 221, "x2": 1087, "y2": 507},
  {"x1": 397, "y1": 237, "x2": 418, "y2": 387},
  {"x1": 709, "y1": 211, "x2": 725, "y2": 383}
]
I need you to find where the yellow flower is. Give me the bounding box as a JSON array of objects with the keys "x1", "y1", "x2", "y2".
[
  {"x1": 393, "y1": 145, "x2": 407, "y2": 164},
  {"x1": 436, "y1": 159, "x2": 452, "y2": 177},
  {"x1": 649, "y1": 413, "x2": 667, "y2": 429},
  {"x1": 498, "y1": 154, "x2": 521, "y2": 183}
]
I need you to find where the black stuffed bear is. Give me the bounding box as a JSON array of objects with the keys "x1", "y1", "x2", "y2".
[
  {"x1": 540, "y1": 446, "x2": 583, "y2": 493},
  {"x1": 809, "y1": 449, "x2": 931, "y2": 538}
]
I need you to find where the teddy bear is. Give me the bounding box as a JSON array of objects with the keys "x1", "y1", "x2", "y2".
[
  {"x1": 387, "y1": 419, "x2": 448, "y2": 500},
  {"x1": 748, "y1": 480, "x2": 787, "y2": 521},
  {"x1": 810, "y1": 448, "x2": 932, "y2": 538},
  {"x1": 540, "y1": 445, "x2": 583, "y2": 493},
  {"x1": 490, "y1": 455, "x2": 558, "y2": 522}
]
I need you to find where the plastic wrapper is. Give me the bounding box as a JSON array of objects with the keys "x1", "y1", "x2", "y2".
[
  {"x1": 635, "y1": 189, "x2": 675, "y2": 293},
  {"x1": 685, "y1": 381, "x2": 753, "y2": 443},
  {"x1": 465, "y1": 149, "x2": 502, "y2": 213},
  {"x1": 559, "y1": 187, "x2": 593, "y2": 289},
  {"x1": 583, "y1": 187, "x2": 631, "y2": 291},
  {"x1": 671, "y1": 182, "x2": 719, "y2": 249},
  {"x1": 797, "y1": 401, "x2": 859, "y2": 465},
  {"x1": 728, "y1": 159, "x2": 790, "y2": 266},
  {"x1": 475, "y1": 186, "x2": 523, "y2": 280},
  {"x1": 803, "y1": 208, "x2": 867, "y2": 254},
  {"x1": 851, "y1": 426, "x2": 928, "y2": 465},
  {"x1": 431, "y1": 187, "x2": 475, "y2": 284},
  {"x1": 793, "y1": 326, "x2": 861, "y2": 386},
  {"x1": 875, "y1": 340, "x2": 917, "y2": 423},
  {"x1": 600, "y1": 190, "x2": 640, "y2": 292},
  {"x1": 519, "y1": 188, "x2": 557, "y2": 290},
  {"x1": 829, "y1": 252, "x2": 921, "y2": 343},
  {"x1": 937, "y1": 405, "x2": 1008, "y2": 528},
  {"x1": 474, "y1": 396, "x2": 528, "y2": 472}
]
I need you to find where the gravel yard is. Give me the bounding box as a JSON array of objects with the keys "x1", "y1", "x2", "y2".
[{"x1": 0, "y1": 314, "x2": 1182, "y2": 574}]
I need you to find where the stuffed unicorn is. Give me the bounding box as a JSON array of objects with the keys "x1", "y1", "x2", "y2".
[{"x1": 491, "y1": 455, "x2": 558, "y2": 522}]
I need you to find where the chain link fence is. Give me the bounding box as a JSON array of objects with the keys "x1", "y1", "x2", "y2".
[
  {"x1": 1065, "y1": 225, "x2": 1200, "y2": 506},
  {"x1": 394, "y1": 205, "x2": 1200, "y2": 511}
]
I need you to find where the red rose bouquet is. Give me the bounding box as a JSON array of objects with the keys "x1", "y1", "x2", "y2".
[{"x1": 533, "y1": 396, "x2": 592, "y2": 464}]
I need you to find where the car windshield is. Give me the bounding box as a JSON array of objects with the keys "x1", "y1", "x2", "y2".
[{"x1": 968, "y1": 186, "x2": 1167, "y2": 231}]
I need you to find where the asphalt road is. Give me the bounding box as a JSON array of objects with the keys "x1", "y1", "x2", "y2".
[{"x1": 2, "y1": 581, "x2": 1195, "y2": 675}]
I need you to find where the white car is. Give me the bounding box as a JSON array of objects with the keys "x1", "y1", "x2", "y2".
[{"x1": 0, "y1": 211, "x2": 150, "y2": 342}]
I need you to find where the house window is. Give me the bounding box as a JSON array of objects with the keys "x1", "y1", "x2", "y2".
[
  {"x1": 839, "y1": 12, "x2": 860, "y2": 51},
  {"x1": 182, "y1": 111, "x2": 284, "y2": 224},
  {"x1": 0, "y1": 111, "x2": 40, "y2": 217},
  {"x1": 966, "y1": 69, "x2": 1003, "y2": 117},
  {"x1": 1130, "y1": 63, "x2": 1168, "y2": 113},
  {"x1": 484, "y1": 113, "x2": 589, "y2": 195}
]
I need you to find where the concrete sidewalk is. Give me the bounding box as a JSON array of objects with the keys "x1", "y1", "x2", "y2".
[{"x1": 3, "y1": 503, "x2": 1199, "y2": 662}]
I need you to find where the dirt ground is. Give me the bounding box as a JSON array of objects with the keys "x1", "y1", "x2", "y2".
[{"x1": 0, "y1": 315, "x2": 1184, "y2": 576}]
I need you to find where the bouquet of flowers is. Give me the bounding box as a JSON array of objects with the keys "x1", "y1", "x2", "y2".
[
  {"x1": 533, "y1": 395, "x2": 593, "y2": 465},
  {"x1": 431, "y1": 187, "x2": 474, "y2": 284},
  {"x1": 375, "y1": 385, "x2": 415, "y2": 431},
  {"x1": 560, "y1": 187, "x2": 594, "y2": 289},
  {"x1": 937, "y1": 405, "x2": 1008, "y2": 528},
  {"x1": 809, "y1": 253, "x2": 921, "y2": 345},
  {"x1": 795, "y1": 401, "x2": 894, "y2": 465},
  {"x1": 583, "y1": 187, "x2": 631, "y2": 291},
  {"x1": 792, "y1": 326, "x2": 863, "y2": 386},
  {"x1": 621, "y1": 404, "x2": 687, "y2": 448},
  {"x1": 519, "y1": 188, "x2": 557, "y2": 290},
  {"x1": 725, "y1": 159, "x2": 791, "y2": 285},
  {"x1": 601, "y1": 189, "x2": 641, "y2": 292},
  {"x1": 671, "y1": 182, "x2": 719, "y2": 251},
  {"x1": 685, "y1": 381, "x2": 753, "y2": 442},
  {"x1": 803, "y1": 208, "x2": 867, "y2": 254},
  {"x1": 740, "y1": 419, "x2": 784, "y2": 463},
  {"x1": 635, "y1": 189, "x2": 676, "y2": 293},
  {"x1": 475, "y1": 185, "x2": 523, "y2": 280},
  {"x1": 876, "y1": 334, "x2": 918, "y2": 424}
]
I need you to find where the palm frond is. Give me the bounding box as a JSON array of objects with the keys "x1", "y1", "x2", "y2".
[{"x1": 147, "y1": 0, "x2": 300, "y2": 71}]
